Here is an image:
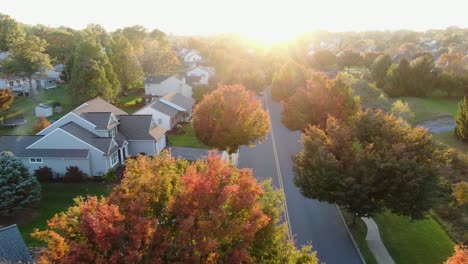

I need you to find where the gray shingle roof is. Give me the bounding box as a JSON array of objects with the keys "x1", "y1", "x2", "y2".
[
  {"x1": 0, "y1": 225, "x2": 33, "y2": 263},
  {"x1": 80, "y1": 112, "x2": 114, "y2": 130},
  {"x1": 60, "y1": 122, "x2": 113, "y2": 154},
  {"x1": 150, "y1": 101, "x2": 179, "y2": 117},
  {"x1": 145, "y1": 75, "x2": 172, "y2": 84},
  {"x1": 119, "y1": 115, "x2": 166, "y2": 140},
  {"x1": 0, "y1": 135, "x2": 89, "y2": 158},
  {"x1": 170, "y1": 147, "x2": 221, "y2": 161},
  {"x1": 162, "y1": 92, "x2": 195, "y2": 110}
]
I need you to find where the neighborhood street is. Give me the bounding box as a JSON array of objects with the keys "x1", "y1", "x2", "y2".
[{"x1": 238, "y1": 91, "x2": 363, "y2": 264}]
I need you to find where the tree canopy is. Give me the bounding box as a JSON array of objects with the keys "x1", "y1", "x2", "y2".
[
  {"x1": 0, "y1": 89, "x2": 14, "y2": 112},
  {"x1": 33, "y1": 153, "x2": 318, "y2": 263},
  {"x1": 455, "y1": 97, "x2": 468, "y2": 142},
  {"x1": 294, "y1": 110, "x2": 450, "y2": 219},
  {"x1": 193, "y1": 85, "x2": 269, "y2": 153},
  {"x1": 371, "y1": 54, "x2": 392, "y2": 88},
  {"x1": 0, "y1": 13, "x2": 25, "y2": 51}
]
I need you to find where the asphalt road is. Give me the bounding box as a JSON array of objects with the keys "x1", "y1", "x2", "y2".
[{"x1": 238, "y1": 92, "x2": 362, "y2": 264}]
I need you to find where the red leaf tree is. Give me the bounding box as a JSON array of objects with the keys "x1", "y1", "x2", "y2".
[{"x1": 193, "y1": 84, "x2": 269, "y2": 154}]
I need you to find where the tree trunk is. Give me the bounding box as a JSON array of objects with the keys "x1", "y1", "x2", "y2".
[{"x1": 28, "y1": 77, "x2": 37, "y2": 96}]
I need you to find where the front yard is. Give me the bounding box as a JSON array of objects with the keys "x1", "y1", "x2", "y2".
[
  {"x1": 167, "y1": 123, "x2": 207, "y2": 149},
  {"x1": 16, "y1": 183, "x2": 110, "y2": 246}
]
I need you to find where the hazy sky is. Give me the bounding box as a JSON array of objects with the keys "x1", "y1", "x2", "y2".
[{"x1": 2, "y1": 0, "x2": 467, "y2": 41}]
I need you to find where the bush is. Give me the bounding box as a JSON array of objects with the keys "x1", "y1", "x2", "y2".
[
  {"x1": 34, "y1": 166, "x2": 54, "y2": 183},
  {"x1": 102, "y1": 169, "x2": 118, "y2": 183},
  {"x1": 63, "y1": 166, "x2": 86, "y2": 183}
]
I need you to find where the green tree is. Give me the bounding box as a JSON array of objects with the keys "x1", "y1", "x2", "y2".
[
  {"x1": 2, "y1": 35, "x2": 52, "y2": 95},
  {"x1": 107, "y1": 34, "x2": 144, "y2": 90},
  {"x1": 116, "y1": 25, "x2": 148, "y2": 58},
  {"x1": 271, "y1": 62, "x2": 307, "y2": 101},
  {"x1": 282, "y1": 73, "x2": 360, "y2": 130},
  {"x1": 0, "y1": 13, "x2": 25, "y2": 51},
  {"x1": 455, "y1": 97, "x2": 468, "y2": 142},
  {"x1": 241, "y1": 70, "x2": 266, "y2": 93},
  {"x1": 43, "y1": 29, "x2": 76, "y2": 64},
  {"x1": 390, "y1": 100, "x2": 415, "y2": 121},
  {"x1": 0, "y1": 152, "x2": 41, "y2": 216},
  {"x1": 371, "y1": 54, "x2": 392, "y2": 88},
  {"x1": 383, "y1": 59, "x2": 412, "y2": 97},
  {"x1": 192, "y1": 84, "x2": 214, "y2": 103},
  {"x1": 193, "y1": 85, "x2": 269, "y2": 154},
  {"x1": 140, "y1": 39, "x2": 180, "y2": 75},
  {"x1": 310, "y1": 49, "x2": 337, "y2": 70},
  {"x1": 70, "y1": 36, "x2": 120, "y2": 102},
  {"x1": 294, "y1": 110, "x2": 450, "y2": 219},
  {"x1": 410, "y1": 55, "x2": 438, "y2": 97}
]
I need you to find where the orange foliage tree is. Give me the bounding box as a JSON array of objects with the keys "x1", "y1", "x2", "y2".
[
  {"x1": 193, "y1": 84, "x2": 269, "y2": 154},
  {"x1": 445, "y1": 245, "x2": 468, "y2": 264},
  {"x1": 33, "y1": 153, "x2": 318, "y2": 263},
  {"x1": 282, "y1": 73, "x2": 360, "y2": 131},
  {"x1": 33, "y1": 116, "x2": 51, "y2": 133}
]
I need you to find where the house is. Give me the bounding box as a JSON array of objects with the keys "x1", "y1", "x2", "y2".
[
  {"x1": 1, "y1": 75, "x2": 30, "y2": 96},
  {"x1": 186, "y1": 65, "x2": 215, "y2": 85},
  {"x1": 0, "y1": 225, "x2": 34, "y2": 263},
  {"x1": 135, "y1": 92, "x2": 195, "y2": 130},
  {"x1": 144, "y1": 74, "x2": 192, "y2": 98},
  {"x1": 35, "y1": 103, "x2": 54, "y2": 117},
  {"x1": 179, "y1": 48, "x2": 203, "y2": 64},
  {"x1": 0, "y1": 97, "x2": 167, "y2": 177}
]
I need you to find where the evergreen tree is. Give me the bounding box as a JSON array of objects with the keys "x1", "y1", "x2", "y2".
[
  {"x1": 0, "y1": 152, "x2": 41, "y2": 216},
  {"x1": 455, "y1": 97, "x2": 468, "y2": 142}
]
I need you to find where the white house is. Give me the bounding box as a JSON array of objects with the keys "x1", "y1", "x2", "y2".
[
  {"x1": 179, "y1": 49, "x2": 203, "y2": 64},
  {"x1": 144, "y1": 75, "x2": 192, "y2": 98},
  {"x1": 0, "y1": 98, "x2": 167, "y2": 177},
  {"x1": 135, "y1": 92, "x2": 195, "y2": 130},
  {"x1": 186, "y1": 65, "x2": 215, "y2": 85}
]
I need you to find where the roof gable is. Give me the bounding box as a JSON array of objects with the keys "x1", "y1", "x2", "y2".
[
  {"x1": 0, "y1": 225, "x2": 33, "y2": 263},
  {"x1": 73, "y1": 97, "x2": 128, "y2": 116},
  {"x1": 118, "y1": 115, "x2": 166, "y2": 140}
]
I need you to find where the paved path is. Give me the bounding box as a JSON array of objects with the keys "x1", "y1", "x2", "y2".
[
  {"x1": 238, "y1": 91, "x2": 362, "y2": 264},
  {"x1": 362, "y1": 217, "x2": 395, "y2": 264}
]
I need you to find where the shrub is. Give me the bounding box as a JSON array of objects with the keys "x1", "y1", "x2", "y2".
[
  {"x1": 33, "y1": 116, "x2": 51, "y2": 133},
  {"x1": 34, "y1": 166, "x2": 54, "y2": 183},
  {"x1": 455, "y1": 97, "x2": 468, "y2": 142},
  {"x1": 63, "y1": 166, "x2": 86, "y2": 183},
  {"x1": 102, "y1": 169, "x2": 118, "y2": 183}
]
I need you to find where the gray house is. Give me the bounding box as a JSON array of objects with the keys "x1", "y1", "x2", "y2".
[{"x1": 0, "y1": 97, "x2": 167, "y2": 177}]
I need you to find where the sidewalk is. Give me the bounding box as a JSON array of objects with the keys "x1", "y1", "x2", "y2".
[{"x1": 361, "y1": 217, "x2": 395, "y2": 264}]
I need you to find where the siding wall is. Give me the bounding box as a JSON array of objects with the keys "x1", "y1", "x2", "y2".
[
  {"x1": 127, "y1": 140, "x2": 156, "y2": 156},
  {"x1": 145, "y1": 77, "x2": 192, "y2": 98},
  {"x1": 20, "y1": 157, "x2": 91, "y2": 176}
]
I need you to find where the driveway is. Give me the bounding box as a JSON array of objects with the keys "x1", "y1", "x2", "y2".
[{"x1": 238, "y1": 91, "x2": 362, "y2": 264}]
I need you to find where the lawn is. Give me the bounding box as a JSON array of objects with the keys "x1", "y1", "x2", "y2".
[
  {"x1": 167, "y1": 123, "x2": 208, "y2": 149},
  {"x1": 374, "y1": 212, "x2": 455, "y2": 264},
  {"x1": 19, "y1": 183, "x2": 111, "y2": 246},
  {"x1": 401, "y1": 97, "x2": 460, "y2": 124},
  {"x1": 116, "y1": 89, "x2": 145, "y2": 114},
  {"x1": 0, "y1": 84, "x2": 77, "y2": 135}
]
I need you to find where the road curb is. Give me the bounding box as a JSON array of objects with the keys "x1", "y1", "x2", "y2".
[{"x1": 336, "y1": 204, "x2": 367, "y2": 264}]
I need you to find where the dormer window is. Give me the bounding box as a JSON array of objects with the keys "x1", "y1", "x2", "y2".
[{"x1": 109, "y1": 127, "x2": 117, "y2": 137}]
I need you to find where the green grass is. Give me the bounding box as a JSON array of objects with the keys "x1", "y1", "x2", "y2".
[
  {"x1": 401, "y1": 97, "x2": 460, "y2": 124},
  {"x1": 116, "y1": 90, "x2": 145, "y2": 114},
  {"x1": 19, "y1": 183, "x2": 110, "y2": 246},
  {"x1": 374, "y1": 212, "x2": 455, "y2": 264},
  {"x1": 0, "y1": 84, "x2": 77, "y2": 135},
  {"x1": 167, "y1": 123, "x2": 208, "y2": 149},
  {"x1": 432, "y1": 131, "x2": 468, "y2": 155}
]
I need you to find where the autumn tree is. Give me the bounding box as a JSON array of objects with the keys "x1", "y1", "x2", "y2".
[
  {"x1": 33, "y1": 116, "x2": 51, "y2": 134},
  {"x1": 282, "y1": 73, "x2": 360, "y2": 130},
  {"x1": 337, "y1": 50, "x2": 363, "y2": 72},
  {"x1": 240, "y1": 70, "x2": 266, "y2": 93},
  {"x1": 193, "y1": 85, "x2": 269, "y2": 154},
  {"x1": 2, "y1": 35, "x2": 52, "y2": 95},
  {"x1": 0, "y1": 152, "x2": 41, "y2": 216},
  {"x1": 33, "y1": 153, "x2": 318, "y2": 263},
  {"x1": 452, "y1": 181, "x2": 468, "y2": 206},
  {"x1": 371, "y1": 54, "x2": 392, "y2": 88},
  {"x1": 309, "y1": 49, "x2": 337, "y2": 70},
  {"x1": 271, "y1": 62, "x2": 307, "y2": 101},
  {"x1": 107, "y1": 34, "x2": 144, "y2": 90},
  {"x1": 0, "y1": 13, "x2": 25, "y2": 51},
  {"x1": 294, "y1": 110, "x2": 450, "y2": 219},
  {"x1": 445, "y1": 246, "x2": 468, "y2": 264},
  {"x1": 455, "y1": 97, "x2": 468, "y2": 142},
  {"x1": 0, "y1": 89, "x2": 14, "y2": 112},
  {"x1": 70, "y1": 36, "x2": 120, "y2": 102}
]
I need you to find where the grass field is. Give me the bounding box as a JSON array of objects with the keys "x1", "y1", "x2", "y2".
[
  {"x1": 401, "y1": 97, "x2": 459, "y2": 124},
  {"x1": 167, "y1": 123, "x2": 208, "y2": 149},
  {"x1": 19, "y1": 183, "x2": 110, "y2": 246},
  {"x1": 0, "y1": 84, "x2": 76, "y2": 135},
  {"x1": 374, "y1": 212, "x2": 455, "y2": 264},
  {"x1": 341, "y1": 210, "x2": 378, "y2": 264}
]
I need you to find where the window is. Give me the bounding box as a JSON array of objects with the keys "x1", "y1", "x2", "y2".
[
  {"x1": 16, "y1": 80, "x2": 20, "y2": 84},
  {"x1": 30, "y1": 158, "x2": 43, "y2": 163},
  {"x1": 158, "y1": 118, "x2": 162, "y2": 125},
  {"x1": 9, "y1": 81, "x2": 14, "y2": 87},
  {"x1": 110, "y1": 152, "x2": 119, "y2": 167},
  {"x1": 109, "y1": 127, "x2": 117, "y2": 137}
]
